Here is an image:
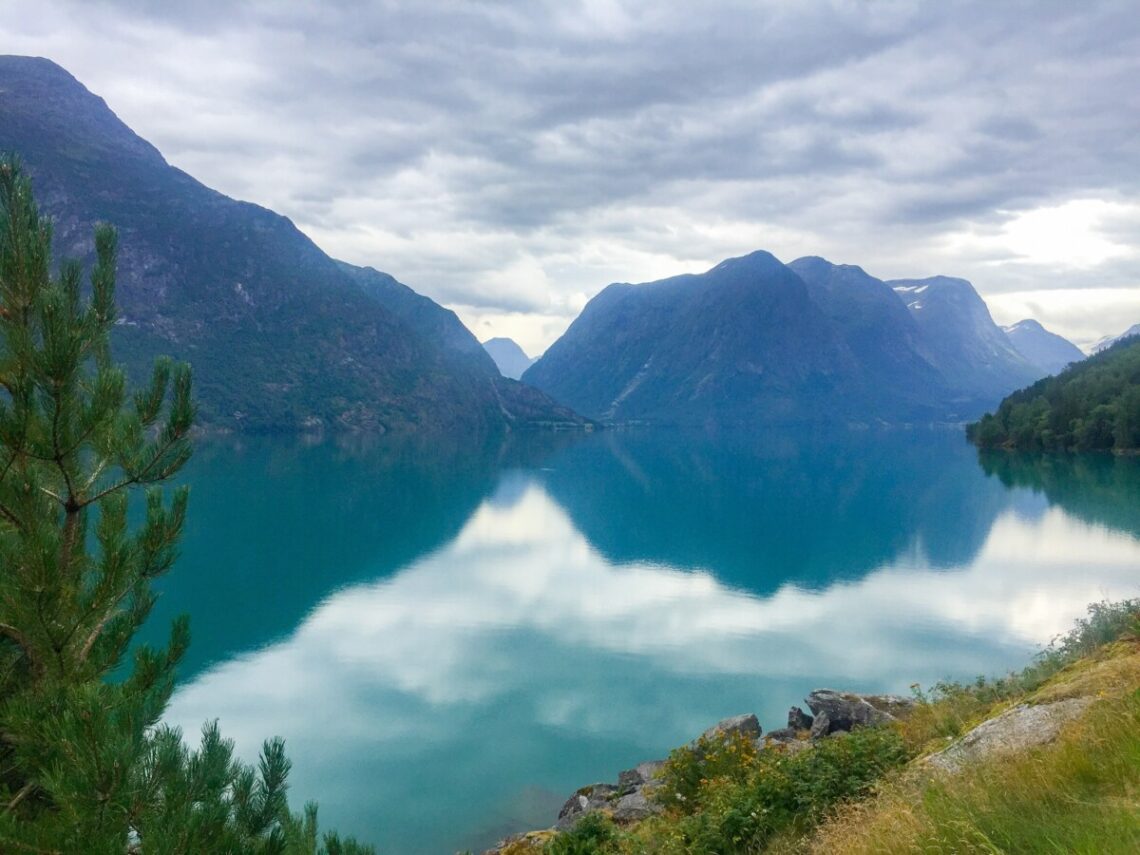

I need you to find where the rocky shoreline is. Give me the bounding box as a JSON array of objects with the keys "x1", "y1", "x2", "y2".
[{"x1": 484, "y1": 689, "x2": 919, "y2": 853}]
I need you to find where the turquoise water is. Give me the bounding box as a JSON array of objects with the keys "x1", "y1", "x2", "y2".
[{"x1": 140, "y1": 429, "x2": 1140, "y2": 854}]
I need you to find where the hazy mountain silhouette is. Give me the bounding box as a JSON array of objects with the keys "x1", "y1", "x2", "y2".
[
  {"x1": 1002, "y1": 319, "x2": 1085, "y2": 376},
  {"x1": 483, "y1": 337, "x2": 537, "y2": 380},
  {"x1": 524, "y1": 252, "x2": 1046, "y2": 424},
  {"x1": 889, "y1": 276, "x2": 1039, "y2": 403}
]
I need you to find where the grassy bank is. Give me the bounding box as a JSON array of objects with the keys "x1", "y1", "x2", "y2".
[{"x1": 512, "y1": 600, "x2": 1140, "y2": 854}]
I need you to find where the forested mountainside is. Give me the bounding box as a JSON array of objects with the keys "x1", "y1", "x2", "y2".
[
  {"x1": 968, "y1": 336, "x2": 1140, "y2": 451},
  {"x1": 0, "y1": 55, "x2": 581, "y2": 433}
]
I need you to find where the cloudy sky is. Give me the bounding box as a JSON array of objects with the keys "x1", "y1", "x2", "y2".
[{"x1": 3, "y1": 0, "x2": 1139, "y2": 353}]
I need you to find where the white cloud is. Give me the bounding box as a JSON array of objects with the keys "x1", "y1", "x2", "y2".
[{"x1": 945, "y1": 199, "x2": 1139, "y2": 269}]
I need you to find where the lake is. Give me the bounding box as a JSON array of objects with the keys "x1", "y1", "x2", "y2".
[{"x1": 139, "y1": 428, "x2": 1140, "y2": 854}]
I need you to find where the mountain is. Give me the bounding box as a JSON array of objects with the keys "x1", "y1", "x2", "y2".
[
  {"x1": 523, "y1": 250, "x2": 926, "y2": 425},
  {"x1": 334, "y1": 263, "x2": 584, "y2": 427},
  {"x1": 1091, "y1": 323, "x2": 1140, "y2": 354},
  {"x1": 787, "y1": 257, "x2": 954, "y2": 416},
  {"x1": 1002, "y1": 319, "x2": 1085, "y2": 376},
  {"x1": 0, "y1": 55, "x2": 581, "y2": 433},
  {"x1": 482, "y1": 338, "x2": 537, "y2": 380},
  {"x1": 968, "y1": 337, "x2": 1140, "y2": 451},
  {"x1": 337, "y1": 261, "x2": 498, "y2": 374},
  {"x1": 888, "y1": 276, "x2": 1040, "y2": 402},
  {"x1": 524, "y1": 252, "x2": 1054, "y2": 426}
]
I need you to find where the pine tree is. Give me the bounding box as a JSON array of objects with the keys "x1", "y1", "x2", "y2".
[{"x1": 0, "y1": 157, "x2": 372, "y2": 853}]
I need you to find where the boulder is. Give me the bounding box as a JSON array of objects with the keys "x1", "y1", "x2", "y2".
[
  {"x1": 927, "y1": 698, "x2": 1092, "y2": 774},
  {"x1": 787, "y1": 705, "x2": 814, "y2": 731},
  {"x1": 806, "y1": 689, "x2": 916, "y2": 735},
  {"x1": 617, "y1": 760, "x2": 664, "y2": 792},
  {"x1": 809, "y1": 710, "x2": 832, "y2": 740},
  {"x1": 555, "y1": 783, "x2": 618, "y2": 830},
  {"x1": 699, "y1": 713, "x2": 761, "y2": 743},
  {"x1": 764, "y1": 726, "x2": 799, "y2": 742},
  {"x1": 612, "y1": 789, "x2": 662, "y2": 823},
  {"x1": 555, "y1": 760, "x2": 665, "y2": 830}
]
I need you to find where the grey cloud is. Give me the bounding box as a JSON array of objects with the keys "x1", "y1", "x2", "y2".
[{"x1": 2, "y1": 0, "x2": 1138, "y2": 339}]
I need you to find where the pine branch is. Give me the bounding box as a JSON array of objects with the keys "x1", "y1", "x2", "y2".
[
  {"x1": 3, "y1": 780, "x2": 34, "y2": 814},
  {"x1": 78, "y1": 431, "x2": 188, "y2": 509},
  {"x1": 0, "y1": 623, "x2": 32, "y2": 662},
  {"x1": 75, "y1": 600, "x2": 129, "y2": 666},
  {"x1": 0, "y1": 502, "x2": 23, "y2": 530}
]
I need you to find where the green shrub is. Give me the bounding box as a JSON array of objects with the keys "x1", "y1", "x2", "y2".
[
  {"x1": 651, "y1": 727, "x2": 908, "y2": 853},
  {"x1": 655, "y1": 730, "x2": 760, "y2": 813},
  {"x1": 545, "y1": 812, "x2": 622, "y2": 855}
]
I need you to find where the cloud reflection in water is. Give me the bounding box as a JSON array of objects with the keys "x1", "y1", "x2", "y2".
[{"x1": 166, "y1": 477, "x2": 1140, "y2": 854}]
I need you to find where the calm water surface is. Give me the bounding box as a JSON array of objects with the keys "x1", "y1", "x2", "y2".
[{"x1": 140, "y1": 428, "x2": 1140, "y2": 854}]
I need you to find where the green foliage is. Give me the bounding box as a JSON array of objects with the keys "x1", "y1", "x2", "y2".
[
  {"x1": 533, "y1": 729, "x2": 913, "y2": 854},
  {"x1": 1047, "y1": 598, "x2": 1140, "y2": 658},
  {"x1": 541, "y1": 713, "x2": 917, "y2": 853},
  {"x1": 545, "y1": 813, "x2": 622, "y2": 855},
  {"x1": 655, "y1": 731, "x2": 760, "y2": 812},
  {"x1": 0, "y1": 157, "x2": 372, "y2": 854},
  {"x1": 946, "y1": 598, "x2": 1137, "y2": 700},
  {"x1": 967, "y1": 337, "x2": 1140, "y2": 451},
  {"x1": 659, "y1": 729, "x2": 908, "y2": 853},
  {"x1": 804, "y1": 639, "x2": 1140, "y2": 855},
  {"x1": 541, "y1": 600, "x2": 1140, "y2": 855}
]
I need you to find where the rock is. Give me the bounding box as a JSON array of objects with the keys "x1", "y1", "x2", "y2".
[
  {"x1": 617, "y1": 760, "x2": 664, "y2": 792},
  {"x1": 699, "y1": 713, "x2": 761, "y2": 743},
  {"x1": 555, "y1": 760, "x2": 665, "y2": 831},
  {"x1": 858, "y1": 693, "x2": 919, "y2": 719},
  {"x1": 787, "y1": 705, "x2": 814, "y2": 731},
  {"x1": 612, "y1": 789, "x2": 662, "y2": 823},
  {"x1": 809, "y1": 710, "x2": 832, "y2": 740},
  {"x1": 555, "y1": 783, "x2": 618, "y2": 830},
  {"x1": 806, "y1": 689, "x2": 917, "y2": 735},
  {"x1": 764, "y1": 726, "x2": 799, "y2": 742},
  {"x1": 927, "y1": 698, "x2": 1092, "y2": 774},
  {"x1": 762, "y1": 727, "x2": 811, "y2": 754}
]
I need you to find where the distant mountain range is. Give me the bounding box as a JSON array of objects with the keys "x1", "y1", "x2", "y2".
[
  {"x1": 1091, "y1": 323, "x2": 1140, "y2": 354},
  {"x1": 0, "y1": 55, "x2": 581, "y2": 433},
  {"x1": 482, "y1": 338, "x2": 537, "y2": 380},
  {"x1": 888, "y1": 276, "x2": 1039, "y2": 401},
  {"x1": 1002, "y1": 319, "x2": 1085, "y2": 376},
  {"x1": 524, "y1": 253, "x2": 1074, "y2": 425}
]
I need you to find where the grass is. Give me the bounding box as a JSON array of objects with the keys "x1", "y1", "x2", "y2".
[
  {"x1": 899, "y1": 599, "x2": 1140, "y2": 756},
  {"x1": 802, "y1": 610, "x2": 1140, "y2": 855},
  {"x1": 805, "y1": 679, "x2": 1140, "y2": 854},
  {"x1": 527, "y1": 599, "x2": 1140, "y2": 855}
]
